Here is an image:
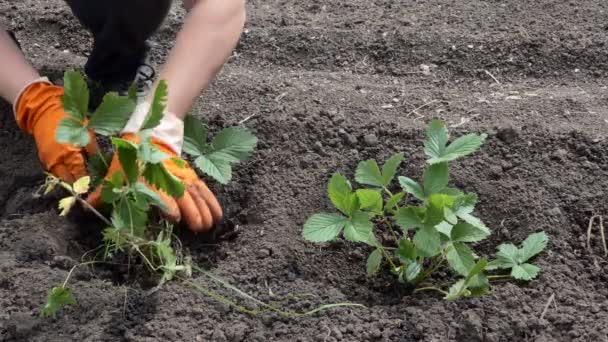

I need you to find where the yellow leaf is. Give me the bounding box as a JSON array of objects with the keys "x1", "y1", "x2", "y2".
[
  {"x1": 72, "y1": 176, "x2": 91, "y2": 195},
  {"x1": 58, "y1": 197, "x2": 76, "y2": 216}
]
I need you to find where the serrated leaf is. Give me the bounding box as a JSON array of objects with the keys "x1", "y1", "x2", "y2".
[
  {"x1": 183, "y1": 114, "x2": 208, "y2": 156},
  {"x1": 116, "y1": 197, "x2": 147, "y2": 236},
  {"x1": 425, "y1": 194, "x2": 454, "y2": 227},
  {"x1": 356, "y1": 189, "x2": 383, "y2": 213},
  {"x1": 405, "y1": 262, "x2": 422, "y2": 283},
  {"x1": 381, "y1": 153, "x2": 404, "y2": 186},
  {"x1": 366, "y1": 249, "x2": 383, "y2": 277},
  {"x1": 490, "y1": 243, "x2": 519, "y2": 269},
  {"x1": 395, "y1": 206, "x2": 424, "y2": 231},
  {"x1": 440, "y1": 187, "x2": 464, "y2": 197},
  {"x1": 101, "y1": 179, "x2": 122, "y2": 204},
  {"x1": 520, "y1": 232, "x2": 548, "y2": 262},
  {"x1": 139, "y1": 140, "x2": 170, "y2": 165},
  {"x1": 88, "y1": 93, "x2": 134, "y2": 136},
  {"x1": 511, "y1": 263, "x2": 540, "y2": 280},
  {"x1": 133, "y1": 182, "x2": 169, "y2": 212},
  {"x1": 428, "y1": 133, "x2": 487, "y2": 164},
  {"x1": 423, "y1": 162, "x2": 449, "y2": 197},
  {"x1": 445, "y1": 279, "x2": 467, "y2": 301},
  {"x1": 327, "y1": 173, "x2": 359, "y2": 216},
  {"x1": 194, "y1": 155, "x2": 232, "y2": 185},
  {"x1": 453, "y1": 193, "x2": 478, "y2": 215},
  {"x1": 58, "y1": 196, "x2": 76, "y2": 216},
  {"x1": 465, "y1": 258, "x2": 488, "y2": 283},
  {"x1": 398, "y1": 176, "x2": 425, "y2": 200},
  {"x1": 72, "y1": 176, "x2": 90, "y2": 195},
  {"x1": 56, "y1": 118, "x2": 90, "y2": 147},
  {"x1": 142, "y1": 163, "x2": 185, "y2": 198},
  {"x1": 451, "y1": 222, "x2": 490, "y2": 243},
  {"x1": 302, "y1": 213, "x2": 348, "y2": 242},
  {"x1": 88, "y1": 152, "x2": 111, "y2": 187},
  {"x1": 41, "y1": 287, "x2": 76, "y2": 318},
  {"x1": 344, "y1": 211, "x2": 376, "y2": 246},
  {"x1": 62, "y1": 71, "x2": 89, "y2": 120},
  {"x1": 424, "y1": 120, "x2": 449, "y2": 159},
  {"x1": 112, "y1": 138, "x2": 138, "y2": 184},
  {"x1": 209, "y1": 126, "x2": 258, "y2": 162},
  {"x1": 444, "y1": 207, "x2": 458, "y2": 225},
  {"x1": 385, "y1": 191, "x2": 405, "y2": 210},
  {"x1": 446, "y1": 242, "x2": 476, "y2": 276},
  {"x1": 414, "y1": 225, "x2": 441, "y2": 257},
  {"x1": 468, "y1": 274, "x2": 490, "y2": 296},
  {"x1": 141, "y1": 80, "x2": 168, "y2": 130},
  {"x1": 458, "y1": 212, "x2": 489, "y2": 236},
  {"x1": 396, "y1": 239, "x2": 417, "y2": 262},
  {"x1": 355, "y1": 159, "x2": 384, "y2": 187},
  {"x1": 435, "y1": 221, "x2": 453, "y2": 236}
]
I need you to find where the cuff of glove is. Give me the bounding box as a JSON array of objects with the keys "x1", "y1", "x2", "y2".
[
  {"x1": 122, "y1": 101, "x2": 184, "y2": 155},
  {"x1": 12, "y1": 77, "x2": 52, "y2": 119}
]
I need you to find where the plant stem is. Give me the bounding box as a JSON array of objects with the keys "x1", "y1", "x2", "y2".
[
  {"x1": 61, "y1": 261, "x2": 100, "y2": 288},
  {"x1": 381, "y1": 215, "x2": 399, "y2": 241},
  {"x1": 416, "y1": 255, "x2": 445, "y2": 283},
  {"x1": 97, "y1": 150, "x2": 109, "y2": 169},
  {"x1": 413, "y1": 286, "x2": 448, "y2": 296},
  {"x1": 487, "y1": 274, "x2": 512, "y2": 279},
  {"x1": 378, "y1": 246, "x2": 398, "y2": 270},
  {"x1": 76, "y1": 196, "x2": 112, "y2": 226}
]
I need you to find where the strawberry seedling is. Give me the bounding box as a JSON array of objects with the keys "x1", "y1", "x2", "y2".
[{"x1": 303, "y1": 120, "x2": 548, "y2": 300}]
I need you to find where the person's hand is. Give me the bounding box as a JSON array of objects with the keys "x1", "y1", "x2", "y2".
[
  {"x1": 86, "y1": 133, "x2": 223, "y2": 232},
  {"x1": 14, "y1": 79, "x2": 98, "y2": 183}
]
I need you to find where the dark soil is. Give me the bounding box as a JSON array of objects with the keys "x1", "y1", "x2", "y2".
[{"x1": 2, "y1": 0, "x2": 608, "y2": 341}]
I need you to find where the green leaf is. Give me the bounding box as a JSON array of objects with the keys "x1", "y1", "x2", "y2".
[
  {"x1": 451, "y1": 223, "x2": 490, "y2": 243},
  {"x1": 88, "y1": 93, "x2": 134, "y2": 136},
  {"x1": 444, "y1": 207, "x2": 458, "y2": 225},
  {"x1": 398, "y1": 176, "x2": 425, "y2": 200},
  {"x1": 355, "y1": 159, "x2": 383, "y2": 187},
  {"x1": 100, "y1": 177, "x2": 123, "y2": 204},
  {"x1": 115, "y1": 197, "x2": 147, "y2": 237},
  {"x1": 381, "y1": 153, "x2": 404, "y2": 186},
  {"x1": 511, "y1": 263, "x2": 540, "y2": 280},
  {"x1": 446, "y1": 242, "x2": 476, "y2": 276},
  {"x1": 428, "y1": 133, "x2": 487, "y2": 164},
  {"x1": 423, "y1": 162, "x2": 449, "y2": 197},
  {"x1": 424, "y1": 120, "x2": 449, "y2": 159},
  {"x1": 435, "y1": 221, "x2": 453, "y2": 237},
  {"x1": 327, "y1": 173, "x2": 358, "y2": 216},
  {"x1": 395, "y1": 206, "x2": 424, "y2": 231},
  {"x1": 396, "y1": 239, "x2": 417, "y2": 262},
  {"x1": 183, "y1": 114, "x2": 208, "y2": 156},
  {"x1": 112, "y1": 138, "x2": 139, "y2": 184},
  {"x1": 468, "y1": 274, "x2": 490, "y2": 296},
  {"x1": 41, "y1": 287, "x2": 76, "y2": 318},
  {"x1": 194, "y1": 155, "x2": 232, "y2": 185},
  {"x1": 344, "y1": 211, "x2": 376, "y2": 246},
  {"x1": 210, "y1": 127, "x2": 258, "y2": 162},
  {"x1": 56, "y1": 118, "x2": 90, "y2": 147},
  {"x1": 302, "y1": 213, "x2": 348, "y2": 242},
  {"x1": 520, "y1": 232, "x2": 548, "y2": 262},
  {"x1": 458, "y1": 212, "x2": 489, "y2": 236},
  {"x1": 141, "y1": 80, "x2": 168, "y2": 130},
  {"x1": 405, "y1": 262, "x2": 422, "y2": 283},
  {"x1": 413, "y1": 225, "x2": 441, "y2": 257},
  {"x1": 488, "y1": 243, "x2": 519, "y2": 269},
  {"x1": 356, "y1": 189, "x2": 383, "y2": 213},
  {"x1": 453, "y1": 193, "x2": 478, "y2": 215},
  {"x1": 445, "y1": 279, "x2": 467, "y2": 301},
  {"x1": 62, "y1": 71, "x2": 89, "y2": 120},
  {"x1": 425, "y1": 194, "x2": 454, "y2": 227},
  {"x1": 440, "y1": 187, "x2": 464, "y2": 197},
  {"x1": 139, "y1": 139, "x2": 171, "y2": 164},
  {"x1": 88, "y1": 151, "x2": 111, "y2": 187},
  {"x1": 142, "y1": 163, "x2": 186, "y2": 198},
  {"x1": 465, "y1": 258, "x2": 488, "y2": 283},
  {"x1": 133, "y1": 182, "x2": 169, "y2": 212},
  {"x1": 385, "y1": 191, "x2": 405, "y2": 210},
  {"x1": 366, "y1": 249, "x2": 383, "y2": 277}
]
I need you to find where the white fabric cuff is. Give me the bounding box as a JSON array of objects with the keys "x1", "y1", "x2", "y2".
[
  {"x1": 13, "y1": 77, "x2": 51, "y2": 118},
  {"x1": 121, "y1": 101, "x2": 184, "y2": 155}
]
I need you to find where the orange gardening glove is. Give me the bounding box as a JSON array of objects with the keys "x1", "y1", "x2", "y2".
[
  {"x1": 87, "y1": 133, "x2": 223, "y2": 232},
  {"x1": 14, "y1": 79, "x2": 97, "y2": 183}
]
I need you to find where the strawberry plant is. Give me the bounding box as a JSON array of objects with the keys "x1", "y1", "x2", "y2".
[
  {"x1": 303, "y1": 120, "x2": 548, "y2": 300},
  {"x1": 40, "y1": 71, "x2": 360, "y2": 318}
]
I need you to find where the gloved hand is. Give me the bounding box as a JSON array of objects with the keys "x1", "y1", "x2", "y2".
[
  {"x1": 14, "y1": 78, "x2": 98, "y2": 183},
  {"x1": 87, "y1": 102, "x2": 223, "y2": 232}
]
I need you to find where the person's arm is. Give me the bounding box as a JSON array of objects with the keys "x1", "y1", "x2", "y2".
[
  {"x1": 0, "y1": 29, "x2": 40, "y2": 104},
  {"x1": 158, "y1": 0, "x2": 246, "y2": 117}
]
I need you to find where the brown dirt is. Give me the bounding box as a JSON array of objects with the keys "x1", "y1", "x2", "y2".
[{"x1": 1, "y1": 0, "x2": 608, "y2": 341}]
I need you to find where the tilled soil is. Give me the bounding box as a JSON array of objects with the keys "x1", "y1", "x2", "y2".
[{"x1": 1, "y1": 0, "x2": 608, "y2": 341}]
